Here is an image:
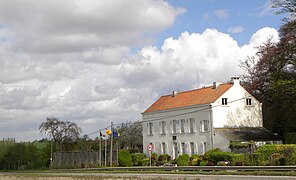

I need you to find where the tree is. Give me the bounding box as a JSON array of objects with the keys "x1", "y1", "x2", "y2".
[
  {"x1": 39, "y1": 117, "x2": 82, "y2": 151},
  {"x1": 241, "y1": 0, "x2": 296, "y2": 141},
  {"x1": 115, "y1": 121, "x2": 143, "y2": 152}
]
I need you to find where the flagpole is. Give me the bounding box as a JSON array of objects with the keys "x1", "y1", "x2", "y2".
[
  {"x1": 99, "y1": 136, "x2": 101, "y2": 166},
  {"x1": 110, "y1": 122, "x2": 113, "y2": 167},
  {"x1": 104, "y1": 139, "x2": 107, "y2": 167}
]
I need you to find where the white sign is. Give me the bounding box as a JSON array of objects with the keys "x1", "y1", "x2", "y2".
[{"x1": 146, "y1": 144, "x2": 153, "y2": 152}]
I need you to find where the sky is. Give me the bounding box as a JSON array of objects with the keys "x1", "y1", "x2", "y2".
[{"x1": 0, "y1": 0, "x2": 284, "y2": 141}]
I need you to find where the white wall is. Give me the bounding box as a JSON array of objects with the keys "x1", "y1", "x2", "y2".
[
  {"x1": 211, "y1": 82, "x2": 263, "y2": 128},
  {"x1": 142, "y1": 104, "x2": 213, "y2": 158}
]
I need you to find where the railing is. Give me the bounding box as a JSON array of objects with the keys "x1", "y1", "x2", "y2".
[{"x1": 55, "y1": 166, "x2": 296, "y2": 171}]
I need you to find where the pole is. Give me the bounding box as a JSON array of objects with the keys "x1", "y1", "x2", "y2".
[
  {"x1": 116, "y1": 140, "x2": 119, "y2": 166},
  {"x1": 150, "y1": 150, "x2": 152, "y2": 167},
  {"x1": 110, "y1": 122, "x2": 113, "y2": 167},
  {"x1": 50, "y1": 136, "x2": 53, "y2": 167},
  {"x1": 104, "y1": 139, "x2": 107, "y2": 167},
  {"x1": 99, "y1": 137, "x2": 101, "y2": 166}
]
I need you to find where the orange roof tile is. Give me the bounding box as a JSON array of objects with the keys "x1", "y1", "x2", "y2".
[{"x1": 144, "y1": 83, "x2": 233, "y2": 113}]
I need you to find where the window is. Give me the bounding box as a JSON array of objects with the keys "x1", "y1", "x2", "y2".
[
  {"x1": 246, "y1": 98, "x2": 252, "y2": 105},
  {"x1": 160, "y1": 121, "x2": 166, "y2": 135},
  {"x1": 147, "y1": 122, "x2": 153, "y2": 135},
  {"x1": 190, "y1": 142, "x2": 195, "y2": 155},
  {"x1": 189, "y1": 118, "x2": 195, "y2": 133},
  {"x1": 172, "y1": 120, "x2": 178, "y2": 134},
  {"x1": 180, "y1": 119, "x2": 185, "y2": 133},
  {"x1": 162, "y1": 142, "x2": 166, "y2": 154},
  {"x1": 222, "y1": 98, "x2": 228, "y2": 105},
  {"x1": 200, "y1": 120, "x2": 209, "y2": 132},
  {"x1": 181, "y1": 142, "x2": 185, "y2": 155}
]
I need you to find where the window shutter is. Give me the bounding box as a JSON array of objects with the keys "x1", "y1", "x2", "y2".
[
  {"x1": 199, "y1": 143, "x2": 204, "y2": 155},
  {"x1": 159, "y1": 142, "x2": 162, "y2": 155},
  {"x1": 170, "y1": 121, "x2": 173, "y2": 134},
  {"x1": 166, "y1": 143, "x2": 169, "y2": 155}
]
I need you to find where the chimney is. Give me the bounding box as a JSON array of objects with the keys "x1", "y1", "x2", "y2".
[
  {"x1": 231, "y1": 76, "x2": 240, "y2": 85},
  {"x1": 172, "y1": 91, "x2": 179, "y2": 97},
  {"x1": 212, "y1": 81, "x2": 223, "y2": 89}
]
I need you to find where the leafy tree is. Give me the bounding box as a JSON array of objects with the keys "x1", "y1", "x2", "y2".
[
  {"x1": 241, "y1": 0, "x2": 296, "y2": 141},
  {"x1": 115, "y1": 121, "x2": 143, "y2": 152},
  {"x1": 39, "y1": 117, "x2": 82, "y2": 151}
]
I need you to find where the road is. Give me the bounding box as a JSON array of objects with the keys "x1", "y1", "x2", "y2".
[{"x1": 1, "y1": 172, "x2": 296, "y2": 180}]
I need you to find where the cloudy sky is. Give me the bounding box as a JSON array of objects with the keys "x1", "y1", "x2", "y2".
[{"x1": 0, "y1": 0, "x2": 283, "y2": 141}]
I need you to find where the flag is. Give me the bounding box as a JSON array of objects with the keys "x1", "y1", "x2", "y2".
[
  {"x1": 100, "y1": 130, "x2": 109, "y2": 140},
  {"x1": 112, "y1": 131, "x2": 120, "y2": 138},
  {"x1": 106, "y1": 128, "x2": 112, "y2": 135}
]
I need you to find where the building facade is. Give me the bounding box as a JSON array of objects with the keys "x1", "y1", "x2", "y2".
[{"x1": 142, "y1": 77, "x2": 265, "y2": 158}]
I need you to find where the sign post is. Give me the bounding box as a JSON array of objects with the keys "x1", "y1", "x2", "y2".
[{"x1": 146, "y1": 144, "x2": 153, "y2": 167}]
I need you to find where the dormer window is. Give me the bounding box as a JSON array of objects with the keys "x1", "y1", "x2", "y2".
[
  {"x1": 222, "y1": 98, "x2": 228, "y2": 105},
  {"x1": 246, "y1": 98, "x2": 252, "y2": 105}
]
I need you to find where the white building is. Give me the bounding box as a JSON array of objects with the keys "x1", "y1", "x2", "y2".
[{"x1": 142, "y1": 77, "x2": 280, "y2": 159}]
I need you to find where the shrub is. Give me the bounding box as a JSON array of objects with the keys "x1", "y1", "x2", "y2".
[
  {"x1": 158, "y1": 154, "x2": 171, "y2": 162},
  {"x1": 217, "y1": 161, "x2": 226, "y2": 166},
  {"x1": 131, "y1": 153, "x2": 147, "y2": 166},
  {"x1": 204, "y1": 148, "x2": 221, "y2": 160},
  {"x1": 206, "y1": 161, "x2": 214, "y2": 166},
  {"x1": 118, "y1": 150, "x2": 133, "y2": 167},
  {"x1": 175, "y1": 154, "x2": 190, "y2": 166},
  {"x1": 206, "y1": 151, "x2": 233, "y2": 164},
  {"x1": 190, "y1": 154, "x2": 202, "y2": 166}
]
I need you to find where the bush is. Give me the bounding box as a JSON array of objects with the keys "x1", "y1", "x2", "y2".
[
  {"x1": 206, "y1": 151, "x2": 234, "y2": 165},
  {"x1": 175, "y1": 154, "x2": 190, "y2": 166},
  {"x1": 131, "y1": 153, "x2": 147, "y2": 166},
  {"x1": 217, "y1": 161, "x2": 226, "y2": 166},
  {"x1": 256, "y1": 144, "x2": 296, "y2": 165},
  {"x1": 189, "y1": 154, "x2": 202, "y2": 166},
  {"x1": 158, "y1": 154, "x2": 171, "y2": 162},
  {"x1": 206, "y1": 161, "x2": 214, "y2": 166},
  {"x1": 118, "y1": 150, "x2": 133, "y2": 167}
]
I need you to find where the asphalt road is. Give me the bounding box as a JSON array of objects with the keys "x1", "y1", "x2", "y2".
[{"x1": 1, "y1": 172, "x2": 296, "y2": 180}]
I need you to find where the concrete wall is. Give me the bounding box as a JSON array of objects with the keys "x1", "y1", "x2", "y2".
[{"x1": 53, "y1": 151, "x2": 98, "y2": 168}]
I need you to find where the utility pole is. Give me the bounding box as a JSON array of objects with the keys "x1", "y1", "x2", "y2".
[
  {"x1": 110, "y1": 122, "x2": 113, "y2": 166},
  {"x1": 104, "y1": 139, "x2": 107, "y2": 167}
]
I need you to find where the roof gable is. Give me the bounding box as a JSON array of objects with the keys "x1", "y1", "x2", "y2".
[{"x1": 144, "y1": 83, "x2": 233, "y2": 113}]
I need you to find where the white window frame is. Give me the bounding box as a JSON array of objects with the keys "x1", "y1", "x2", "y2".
[
  {"x1": 189, "y1": 118, "x2": 196, "y2": 133},
  {"x1": 160, "y1": 121, "x2": 166, "y2": 135},
  {"x1": 180, "y1": 119, "x2": 185, "y2": 133},
  {"x1": 147, "y1": 122, "x2": 153, "y2": 135},
  {"x1": 200, "y1": 120, "x2": 209, "y2": 132}
]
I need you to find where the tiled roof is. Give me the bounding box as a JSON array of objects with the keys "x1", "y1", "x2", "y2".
[{"x1": 144, "y1": 83, "x2": 233, "y2": 113}]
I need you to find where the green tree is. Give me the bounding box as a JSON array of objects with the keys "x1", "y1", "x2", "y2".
[
  {"x1": 241, "y1": 0, "x2": 296, "y2": 141},
  {"x1": 115, "y1": 121, "x2": 143, "y2": 152}
]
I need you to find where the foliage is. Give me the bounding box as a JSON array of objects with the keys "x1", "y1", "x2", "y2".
[
  {"x1": 229, "y1": 141, "x2": 250, "y2": 149},
  {"x1": 241, "y1": 0, "x2": 296, "y2": 141},
  {"x1": 39, "y1": 117, "x2": 82, "y2": 151},
  {"x1": 158, "y1": 154, "x2": 171, "y2": 162},
  {"x1": 175, "y1": 154, "x2": 190, "y2": 166},
  {"x1": 131, "y1": 153, "x2": 147, "y2": 166},
  {"x1": 118, "y1": 150, "x2": 133, "y2": 167},
  {"x1": 115, "y1": 121, "x2": 143, "y2": 152},
  {"x1": 190, "y1": 154, "x2": 202, "y2": 166}
]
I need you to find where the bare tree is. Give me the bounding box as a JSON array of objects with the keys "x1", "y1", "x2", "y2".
[{"x1": 39, "y1": 117, "x2": 82, "y2": 151}]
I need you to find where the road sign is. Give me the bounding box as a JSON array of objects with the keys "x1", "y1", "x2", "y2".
[{"x1": 146, "y1": 144, "x2": 153, "y2": 151}]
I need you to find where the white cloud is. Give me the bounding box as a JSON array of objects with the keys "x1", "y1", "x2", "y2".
[
  {"x1": 0, "y1": 0, "x2": 183, "y2": 54},
  {"x1": 228, "y1": 26, "x2": 245, "y2": 34},
  {"x1": 0, "y1": 1, "x2": 280, "y2": 141},
  {"x1": 213, "y1": 9, "x2": 229, "y2": 19}
]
